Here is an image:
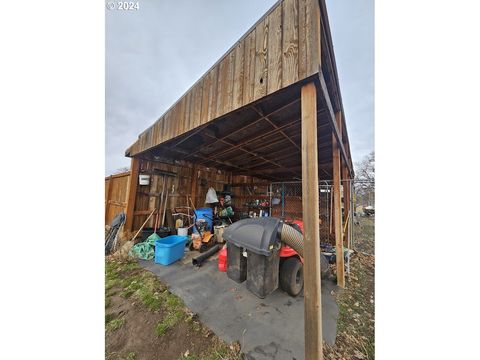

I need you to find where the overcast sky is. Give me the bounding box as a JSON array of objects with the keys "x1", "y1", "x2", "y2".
[{"x1": 106, "y1": 0, "x2": 374, "y2": 176}]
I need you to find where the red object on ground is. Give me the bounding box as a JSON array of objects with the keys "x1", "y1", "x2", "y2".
[
  {"x1": 279, "y1": 219, "x2": 304, "y2": 263},
  {"x1": 218, "y1": 246, "x2": 227, "y2": 272}
]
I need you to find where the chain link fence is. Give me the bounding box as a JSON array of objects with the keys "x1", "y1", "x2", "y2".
[
  {"x1": 234, "y1": 179, "x2": 374, "y2": 255},
  {"x1": 270, "y1": 180, "x2": 354, "y2": 247}
]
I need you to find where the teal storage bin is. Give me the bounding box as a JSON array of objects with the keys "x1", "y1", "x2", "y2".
[{"x1": 154, "y1": 235, "x2": 188, "y2": 265}]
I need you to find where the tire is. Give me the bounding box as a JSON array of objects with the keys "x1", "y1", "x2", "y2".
[
  {"x1": 279, "y1": 257, "x2": 304, "y2": 297},
  {"x1": 320, "y1": 253, "x2": 331, "y2": 279}
]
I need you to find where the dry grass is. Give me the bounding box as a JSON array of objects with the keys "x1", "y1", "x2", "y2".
[
  {"x1": 105, "y1": 257, "x2": 243, "y2": 360},
  {"x1": 324, "y1": 217, "x2": 375, "y2": 359}
]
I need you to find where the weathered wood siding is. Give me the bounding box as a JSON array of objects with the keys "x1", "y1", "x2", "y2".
[
  {"x1": 126, "y1": 0, "x2": 321, "y2": 157},
  {"x1": 130, "y1": 159, "x2": 269, "y2": 231}
]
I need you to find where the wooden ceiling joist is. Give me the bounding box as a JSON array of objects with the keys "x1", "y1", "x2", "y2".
[
  {"x1": 251, "y1": 106, "x2": 301, "y2": 152},
  {"x1": 202, "y1": 133, "x2": 302, "y2": 178}
]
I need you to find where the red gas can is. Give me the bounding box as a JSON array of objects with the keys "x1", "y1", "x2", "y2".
[{"x1": 218, "y1": 246, "x2": 227, "y2": 272}]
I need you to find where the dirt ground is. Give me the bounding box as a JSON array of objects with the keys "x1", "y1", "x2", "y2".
[
  {"x1": 105, "y1": 259, "x2": 242, "y2": 360},
  {"x1": 324, "y1": 216, "x2": 375, "y2": 359}
]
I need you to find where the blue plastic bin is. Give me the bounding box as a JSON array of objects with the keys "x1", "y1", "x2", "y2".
[{"x1": 154, "y1": 235, "x2": 188, "y2": 265}]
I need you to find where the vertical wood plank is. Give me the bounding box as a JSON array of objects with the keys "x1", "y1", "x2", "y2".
[
  {"x1": 282, "y1": 0, "x2": 299, "y2": 87},
  {"x1": 225, "y1": 51, "x2": 235, "y2": 114},
  {"x1": 232, "y1": 41, "x2": 245, "y2": 109},
  {"x1": 298, "y1": 0, "x2": 307, "y2": 79},
  {"x1": 159, "y1": 116, "x2": 166, "y2": 144},
  {"x1": 190, "y1": 163, "x2": 198, "y2": 207},
  {"x1": 148, "y1": 175, "x2": 159, "y2": 228},
  {"x1": 207, "y1": 67, "x2": 219, "y2": 120},
  {"x1": 306, "y1": 0, "x2": 321, "y2": 76},
  {"x1": 333, "y1": 111, "x2": 345, "y2": 288},
  {"x1": 165, "y1": 110, "x2": 173, "y2": 142},
  {"x1": 192, "y1": 81, "x2": 203, "y2": 128},
  {"x1": 200, "y1": 70, "x2": 211, "y2": 125},
  {"x1": 267, "y1": 4, "x2": 283, "y2": 93},
  {"x1": 154, "y1": 122, "x2": 161, "y2": 145},
  {"x1": 125, "y1": 157, "x2": 140, "y2": 232},
  {"x1": 171, "y1": 98, "x2": 179, "y2": 140},
  {"x1": 243, "y1": 30, "x2": 256, "y2": 104},
  {"x1": 184, "y1": 91, "x2": 193, "y2": 134},
  {"x1": 176, "y1": 96, "x2": 186, "y2": 136},
  {"x1": 189, "y1": 86, "x2": 197, "y2": 131},
  {"x1": 301, "y1": 82, "x2": 323, "y2": 360},
  {"x1": 151, "y1": 123, "x2": 158, "y2": 149},
  {"x1": 216, "y1": 55, "x2": 229, "y2": 117},
  {"x1": 254, "y1": 18, "x2": 268, "y2": 101}
]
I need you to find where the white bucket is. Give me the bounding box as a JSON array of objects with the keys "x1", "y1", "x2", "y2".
[
  {"x1": 177, "y1": 227, "x2": 188, "y2": 236},
  {"x1": 214, "y1": 225, "x2": 227, "y2": 243}
]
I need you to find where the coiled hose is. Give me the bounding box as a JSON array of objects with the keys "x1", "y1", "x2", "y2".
[
  {"x1": 280, "y1": 223, "x2": 304, "y2": 257},
  {"x1": 280, "y1": 223, "x2": 331, "y2": 276}
]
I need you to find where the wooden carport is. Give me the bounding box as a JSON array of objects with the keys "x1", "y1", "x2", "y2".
[{"x1": 124, "y1": 1, "x2": 353, "y2": 358}]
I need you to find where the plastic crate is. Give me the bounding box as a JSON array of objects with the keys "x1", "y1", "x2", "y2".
[{"x1": 154, "y1": 235, "x2": 188, "y2": 265}]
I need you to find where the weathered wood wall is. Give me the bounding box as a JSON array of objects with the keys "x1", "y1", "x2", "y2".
[
  {"x1": 105, "y1": 172, "x2": 130, "y2": 225},
  {"x1": 131, "y1": 159, "x2": 269, "y2": 231},
  {"x1": 126, "y1": 0, "x2": 321, "y2": 157}
]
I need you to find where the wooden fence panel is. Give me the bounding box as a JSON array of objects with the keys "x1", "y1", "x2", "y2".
[{"x1": 105, "y1": 171, "x2": 131, "y2": 225}]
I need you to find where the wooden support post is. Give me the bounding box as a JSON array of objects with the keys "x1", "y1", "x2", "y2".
[
  {"x1": 333, "y1": 112, "x2": 345, "y2": 288},
  {"x1": 301, "y1": 82, "x2": 323, "y2": 360},
  {"x1": 342, "y1": 165, "x2": 351, "y2": 249},
  {"x1": 125, "y1": 157, "x2": 140, "y2": 233}
]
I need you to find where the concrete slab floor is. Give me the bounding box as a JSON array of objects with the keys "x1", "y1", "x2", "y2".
[{"x1": 139, "y1": 251, "x2": 338, "y2": 360}]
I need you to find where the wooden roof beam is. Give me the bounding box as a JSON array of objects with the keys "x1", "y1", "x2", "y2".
[{"x1": 318, "y1": 71, "x2": 353, "y2": 176}]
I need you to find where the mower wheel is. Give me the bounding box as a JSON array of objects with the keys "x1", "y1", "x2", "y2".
[
  {"x1": 320, "y1": 253, "x2": 331, "y2": 279},
  {"x1": 279, "y1": 257, "x2": 304, "y2": 297}
]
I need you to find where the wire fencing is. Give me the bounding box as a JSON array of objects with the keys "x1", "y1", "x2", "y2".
[
  {"x1": 270, "y1": 180, "x2": 354, "y2": 248},
  {"x1": 235, "y1": 179, "x2": 374, "y2": 256},
  {"x1": 352, "y1": 179, "x2": 375, "y2": 255}
]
